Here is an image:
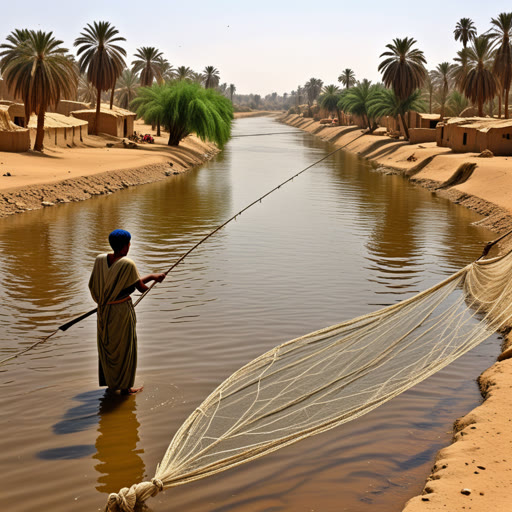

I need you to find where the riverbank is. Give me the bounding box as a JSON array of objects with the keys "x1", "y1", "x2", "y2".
[
  {"x1": 0, "y1": 124, "x2": 218, "y2": 217},
  {"x1": 233, "y1": 110, "x2": 280, "y2": 119},
  {"x1": 280, "y1": 113, "x2": 512, "y2": 512}
]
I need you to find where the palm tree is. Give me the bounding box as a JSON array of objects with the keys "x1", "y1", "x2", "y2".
[
  {"x1": 446, "y1": 90, "x2": 469, "y2": 116},
  {"x1": 0, "y1": 30, "x2": 76, "y2": 151},
  {"x1": 116, "y1": 69, "x2": 139, "y2": 109},
  {"x1": 132, "y1": 46, "x2": 164, "y2": 87},
  {"x1": 489, "y1": 12, "x2": 512, "y2": 118},
  {"x1": 78, "y1": 73, "x2": 97, "y2": 106},
  {"x1": 431, "y1": 62, "x2": 454, "y2": 119},
  {"x1": 304, "y1": 78, "x2": 324, "y2": 106},
  {"x1": 454, "y1": 18, "x2": 477, "y2": 48},
  {"x1": 338, "y1": 79, "x2": 382, "y2": 131},
  {"x1": 191, "y1": 71, "x2": 203, "y2": 84},
  {"x1": 175, "y1": 65, "x2": 194, "y2": 81},
  {"x1": 453, "y1": 48, "x2": 471, "y2": 91},
  {"x1": 319, "y1": 84, "x2": 342, "y2": 122},
  {"x1": 156, "y1": 57, "x2": 175, "y2": 83},
  {"x1": 229, "y1": 83, "x2": 236, "y2": 102},
  {"x1": 378, "y1": 37, "x2": 427, "y2": 139},
  {"x1": 74, "y1": 21, "x2": 126, "y2": 134},
  {"x1": 203, "y1": 66, "x2": 220, "y2": 89},
  {"x1": 422, "y1": 72, "x2": 435, "y2": 113},
  {"x1": 296, "y1": 85, "x2": 304, "y2": 107},
  {"x1": 0, "y1": 28, "x2": 32, "y2": 122},
  {"x1": 131, "y1": 81, "x2": 233, "y2": 146},
  {"x1": 461, "y1": 36, "x2": 498, "y2": 116},
  {"x1": 337, "y1": 68, "x2": 356, "y2": 89},
  {"x1": 368, "y1": 89, "x2": 426, "y2": 128}
]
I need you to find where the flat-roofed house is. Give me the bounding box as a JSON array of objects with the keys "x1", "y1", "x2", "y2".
[
  {"x1": 0, "y1": 105, "x2": 30, "y2": 152},
  {"x1": 27, "y1": 112, "x2": 88, "y2": 147},
  {"x1": 436, "y1": 117, "x2": 512, "y2": 155},
  {"x1": 71, "y1": 104, "x2": 136, "y2": 137}
]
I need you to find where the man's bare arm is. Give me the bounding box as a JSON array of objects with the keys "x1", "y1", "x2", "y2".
[{"x1": 135, "y1": 273, "x2": 166, "y2": 293}]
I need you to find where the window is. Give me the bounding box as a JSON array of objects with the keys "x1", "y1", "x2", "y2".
[{"x1": 463, "y1": 133, "x2": 467, "y2": 145}]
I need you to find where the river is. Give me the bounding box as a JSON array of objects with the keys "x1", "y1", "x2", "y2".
[{"x1": 0, "y1": 117, "x2": 501, "y2": 511}]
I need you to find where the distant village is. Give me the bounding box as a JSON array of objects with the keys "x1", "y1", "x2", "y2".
[
  {"x1": 0, "y1": 78, "x2": 135, "y2": 152},
  {"x1": 2, "y1": 74, "x2": 511, "y2": 157}
]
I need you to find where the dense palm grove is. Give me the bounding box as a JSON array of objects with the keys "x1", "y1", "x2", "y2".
[
  {"x1": 0, "y1": 20, "x2": 234, "y2": 150},
  {"x1": 251, "y1": 13, "x2": 512, "y2": 140},
  {"x1": 0, "y1": 12, "x2": 511, "y2": 149}
]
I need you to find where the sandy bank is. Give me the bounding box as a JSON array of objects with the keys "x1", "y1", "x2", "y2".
[
  {"x1": 281, "y1": 113, "x2": 512, "y2": 512},
  {"x1": 233, "y1": 110, "x2": 280, "y2": 119},
  {"x1": 0, "y1": 123, "x2": 218, "y2": 217}
]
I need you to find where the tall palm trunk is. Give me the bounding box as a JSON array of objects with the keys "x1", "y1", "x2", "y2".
[
  {"x1": 506, "y1": 86, "x2": 510, "y2": 119},
  {"x1": 399, "y1": 112, "x2": 410, "y2": 139},
  {"x1": 478, "y1": 98, "x2": 484, "y2": 117},
  {"x1": 364, "y1": 113, "x2": 371, "y2": 130},
  {"x1": 94, "y1": 87, "x2": 102, "y2": 135},
  {"x1": 157, "y1": 121, "x2": 161, "y2": 137},
  {"x1": 498, "y1": 92, "x2": 502, "y2": 118},
  {"x1": 34, "y1": 108, "x2": 46, "y2": 151},
  {"x1": 110, "y1": 82, "x2": 115, "y2": 109}
]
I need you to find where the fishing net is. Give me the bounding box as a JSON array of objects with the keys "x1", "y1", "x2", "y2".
[{"x1": 106, "y1": 248, "x2": 512, "y2": 511}]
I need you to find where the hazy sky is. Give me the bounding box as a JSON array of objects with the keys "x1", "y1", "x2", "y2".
[{"x1": 1, "y1": 0, "x2": 511, "y2": 96}]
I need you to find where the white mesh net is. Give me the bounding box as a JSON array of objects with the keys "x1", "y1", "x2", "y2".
[{"x1": 106, "y1": 249, "x2": 512, "y2": 511}]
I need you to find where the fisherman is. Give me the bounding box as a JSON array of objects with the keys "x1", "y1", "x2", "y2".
[{"x1": 89, "y1": 229, "x2": 165, "y2": 395}]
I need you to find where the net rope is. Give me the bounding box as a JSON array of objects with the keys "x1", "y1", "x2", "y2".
[{"x1": 106, "y1": 246, "x2": 512, "y2": 511}]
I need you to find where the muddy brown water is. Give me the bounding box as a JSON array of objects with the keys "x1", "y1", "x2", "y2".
[{"x1": 0, "y1": 117, "x2": 501, "y2": 512}]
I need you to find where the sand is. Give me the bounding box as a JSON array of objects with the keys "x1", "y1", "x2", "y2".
[
  {"x1": 281, "y1": 113, "x2": 512, "y2": 512},
  {"x1": 0, "y1": 121, "x2": 218, "y2": 216},
  {"x1": 233, "y1": 110, "x2": 279, "y2": 119}
]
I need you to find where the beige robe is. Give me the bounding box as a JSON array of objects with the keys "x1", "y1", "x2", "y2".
[{"x1": 89, "y1": 254, "x2": 141, "y2": 390}]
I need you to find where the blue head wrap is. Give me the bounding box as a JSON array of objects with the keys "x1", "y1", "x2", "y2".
[{"x1": 108, "y1": 229, "x2": 131, "y2": 251}]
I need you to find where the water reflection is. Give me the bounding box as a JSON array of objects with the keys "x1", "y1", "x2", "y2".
[
  {"x1": 0, "y1": 118, "x2": 501, "y2": 512},
  {"x1": 94, "y1": 393, "x2": 145, "y2": 495}
]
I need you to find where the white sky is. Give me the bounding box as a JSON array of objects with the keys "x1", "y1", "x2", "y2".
[{"x1": 1, "y1": 0, "x2": 510, "y2": 96}]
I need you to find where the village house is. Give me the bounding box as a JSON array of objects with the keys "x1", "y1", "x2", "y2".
[
  {"x1": 71, "y1": 104, "x2": 136, "y2": 137},
  {"x1": 379, "y1": 112, "x2": 441, "y2": 143},
  {"x1": 48, "y1": 100, "x2": 91, "y2": 117},
  {"x1": 27, "y1": 112, "x2": 88, "y2": 147},
  {"x1": 436, "y1": 117, "x2": 512, "y2": 156},
  {"x1": 0, "y1": 105, "x2": 30, "y2": 152}
]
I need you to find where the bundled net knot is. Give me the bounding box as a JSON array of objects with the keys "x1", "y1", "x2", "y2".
[
  {"x1": 105, "y1": 480, "x2": 162, "y2": 511},
  {"x1": 151, "y1": 478, "x2": 164, "y2": 495},
  {"x1": 106, "y1": 486, "x2": 136, "y2": 512}
]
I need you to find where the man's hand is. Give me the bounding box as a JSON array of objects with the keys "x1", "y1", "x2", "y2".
[{"x1": 154, "y1": 273, "x2": 166, "y2": 283}]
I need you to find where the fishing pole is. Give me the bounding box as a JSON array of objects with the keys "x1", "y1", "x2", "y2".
[
  {"x1": 477, "y1": 225, "x2": 512, "y2": 260},
  {"x1": 0, "y1": 131, "x2": 366, "y2": 366}
]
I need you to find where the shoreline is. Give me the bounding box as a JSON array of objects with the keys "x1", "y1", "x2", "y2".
[
  {"x1": 0, "y1": 132, "x2": 218, "y2": 218},
  {"x1": 0, "y1": 115, "x2": 279, "y2": 217},
  {"x1": 2, "y1": 114, "x2": 511, "y2": 509},
  {"x1": 280, "y1": 113, "x2": 512, "y2": 512}
]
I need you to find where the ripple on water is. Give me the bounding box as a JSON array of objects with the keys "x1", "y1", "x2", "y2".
[{"x1": 0, "y1": 117, "x2": 500, "y2": 512}]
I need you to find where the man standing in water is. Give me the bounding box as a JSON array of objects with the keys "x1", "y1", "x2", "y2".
[{"x1": 89, "y1": 229, "x2": 165, "y2": 395}]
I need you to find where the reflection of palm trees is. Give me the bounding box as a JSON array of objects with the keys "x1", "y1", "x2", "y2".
[
  {"x1": 365, "y1": 175, "x2": 423, "y2": 295},
  {"x1": 94, "y1": 393, "x2": 145, "y2": 494}
]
